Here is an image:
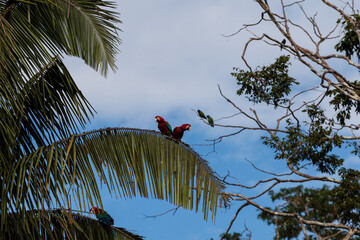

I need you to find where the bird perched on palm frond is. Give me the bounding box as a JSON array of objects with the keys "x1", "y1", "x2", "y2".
[
  {"x1": 207, "y1": 115, "x2": 214, "y2": 127},
  {"x1": 90, "y1": 207, "x2": 114, "y2": 226},
  {"x1": 172, "y1": 124, "x2": 191, "y2": 141},
  {"x1": 155, "y1": 116, "x2": 172, "y2": 135},
  {"x1": 197, "y1": 110, "x2": 206, "y2": 119},
  {"x1": 280, "y1": 39, "x2": 286, "y2": 51}
]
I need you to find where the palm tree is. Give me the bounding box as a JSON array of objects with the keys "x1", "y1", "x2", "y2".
[{"x1": 0, "y1": 0, "x2": 226, "y2": 239}]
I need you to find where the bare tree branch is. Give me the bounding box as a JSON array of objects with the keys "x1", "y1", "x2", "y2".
[
  {"x1": 220, "y1": 203, "x2": 250, "y2": 240},
  {"x1": 215, "y1": 1, "x2": 360, "y2": 238}
]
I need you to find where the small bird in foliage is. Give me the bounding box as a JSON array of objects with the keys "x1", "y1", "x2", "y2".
[
  {"x1": 207, "y1": 115, "x2": 214, "y2": 127},
  {"x1": 197, "y1": 110, "x2": 206, "y2": 119},
  {"x1": 280, "y1": 39, "x2": 286, "y2": 51},
  {"x1": 172, "y1": 124, "x2": 191, "y2": 141},
  {"x1": 90, "y1": 207, "x2": 114, "y2": 226},
  {"x1": 155, "y1": 116, "x2": 172, "y2": 135}
]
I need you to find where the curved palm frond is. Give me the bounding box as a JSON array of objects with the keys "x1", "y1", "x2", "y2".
[
  {"x1": 29, "y1": 0, "x2": 122, "y2": 75},
  {"x1": 3, "y1": 128, "x2": 226, "y2": 229},
  {"x1": 0, "y1": 0, "x2": 120, "y2": 82},
  {"x1": 1, "y1": 57, "x2": 93, "y2": 166},
  {"x1": 3, "y1": 209, "x2": 144, "y2": 240}
]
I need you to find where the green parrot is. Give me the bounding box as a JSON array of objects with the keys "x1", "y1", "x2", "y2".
[
  {"x1": 207, "y1": 115, "x2": 214, "y2": 127},
  {"x1": 197, "y1": 110, "x2": 206, "y2": 119}
]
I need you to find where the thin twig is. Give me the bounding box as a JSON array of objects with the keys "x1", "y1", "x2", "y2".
[{"x1": 143, "y1": 206, "x2": 181, "y2": 218}]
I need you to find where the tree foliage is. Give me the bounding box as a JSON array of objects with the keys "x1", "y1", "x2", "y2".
[
  {"x1": 233, "y1": 55, "x2": 298, "y2": 108},
  {"x1": 4, "y1": 209, "x2": 144, "y2": 240},
  {"x1": 259, "y1": 179, "x2": 360, "y2": 239},
  {"x1": 212, "y1": 232, "x2": 246, "y2": 240},
  {"x1": 211, "y1": 1, "x2": 360, "y2": 239},
  {"x1": 335, "y1": 13, "x2": 360, "y2": 60}
]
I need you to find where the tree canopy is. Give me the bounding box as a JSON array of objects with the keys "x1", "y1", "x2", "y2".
[{"x1": 208, "y1": 1, "x2": 360, "y2": 239}]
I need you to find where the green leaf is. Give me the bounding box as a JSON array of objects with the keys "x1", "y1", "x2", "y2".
[
  {"x1": 3, "y1": 209, "x2": 144, "y2": 240},
  {"x1": 2, "y1": 128, "x2": 226, "y2": 239},
  {"x1": 1, "y1": 57, "x2": 94, "y2": 166},
  {"x1": 232, "y1": 55, "x2": 298, "y2": 108}
]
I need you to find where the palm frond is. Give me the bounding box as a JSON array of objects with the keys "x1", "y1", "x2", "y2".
[
  {"x1": 28, "y1": 0, "x2": 122, "y2": 75},
  {"x1": 0, "y1": 0, "x2": 121, "y2": 82},
  {"x1": 2, "y1": 209, "x2": 144, "y2": 240},
  {"x1": 3, "y1": 128, "x2": 226, "y2": 227},
  {"x1": 0, "y1": 57, "x2": 93, "y2": 166}
]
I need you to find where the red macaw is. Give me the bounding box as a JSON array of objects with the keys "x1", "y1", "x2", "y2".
[
  {"x1": 90, "y1": 207, "x2": 114, "y2": 226},
  {"x1": 172, "y1": 124, "x2": 191, "y2": 141},
  {"x1": 155, "y1": 116, "x2": 172, "y2": 135}
]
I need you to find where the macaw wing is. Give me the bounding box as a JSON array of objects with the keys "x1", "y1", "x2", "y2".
[
  {"x1": 165, "y1": 121, "x2": 172, "y2": 132},
  {"x1": 97, "y1": 212, "x2": 114, "y2": 225},
  {"x1": 172, "y1": 127, "x2": 184, "y2": 140}
]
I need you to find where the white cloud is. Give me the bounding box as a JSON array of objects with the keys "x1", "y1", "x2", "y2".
[
  {"x1": 62, "y1": 2, "x2": 360, "y2": 238},
  {"x1": 65, "y1": 0, "x2": 357, "y2": 133}
]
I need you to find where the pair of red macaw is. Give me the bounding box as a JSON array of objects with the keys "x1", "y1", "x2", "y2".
[{"x1": 155, "y1": 116, "x2": 191, "y2": 141}]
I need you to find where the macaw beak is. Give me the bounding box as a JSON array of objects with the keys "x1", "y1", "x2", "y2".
[
  {"x1": 155, "y1": 118, "x2": 158, "y2": 122},
  {"x1": 188, "y1": 126, "x2": 191, "y2": 131}
]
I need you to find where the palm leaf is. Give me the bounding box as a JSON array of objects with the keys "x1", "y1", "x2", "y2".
[
  {"x1": 2, "y1": 128, "x2": 226, "y2": 234},
  {"x1": 0, "y1": 0, "x2": 120, "y2": 82},
  {"x1": 27, "y1": 0, "x2": 122, "y2": 75},
  {"x1": 3, "y1": 209, "x2": 144, "y2": 240},
  {"x1": 0, "y1": 57, "x2": 93, "y2": 166}
]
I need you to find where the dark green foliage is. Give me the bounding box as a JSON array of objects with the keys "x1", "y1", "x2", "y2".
[
  {"x1": 1, "y1": 58, "x2": 93, "y2": 165},
  {"x1": 258, "y1": 185, "x2": 360, "y2": 240},
  {"x1": 2, "y1": 209, "x2": 144, "y2": 240},
  {"x1": 232, "y1": 4, "x2": 360, "y2": 240},
  {"x1": 333, "y1": 168, "x2": 360, "y2": 227},
  {"x1": 210, "y1": 232, "x2": 243, "y2": 240},
  {"x1": 325, "y1": 84, "x2": 360, "y2": 125},
  {"x1": 334, "y1": 14, "x2": 360, "y2": 59},
  {"x1": 232, "y1": 55, "x2": 298, "y2": 107},
  {"x1": 220, "y1": 232, "x2": 242, "y2": 240},
  {"x1": 262, "y1": 105, "x2": 343, "y2": 174}
]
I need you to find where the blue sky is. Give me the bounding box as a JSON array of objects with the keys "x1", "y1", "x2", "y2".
[{"x1": 63, "y1": 0, "x2": 360, "y2": 239}]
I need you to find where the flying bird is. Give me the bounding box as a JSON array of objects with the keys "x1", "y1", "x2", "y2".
[
  {"x1": 207, "y1": 115, "x2": 214, "y2": 127},
  {"x1": 172, "y1": 124, "x2": 191, "y2": 141},
  {"x1": 197, "y1": 110, "x2": 206, "y2": 119},
  {"x1": 155, "y1": 116, "x2": 172, "y2": 135},
  {"x1": 90, "y1": 207, "x2": 114, "y2": 226},
  {"x1": 280, "y1": 39, "x2": 286, "y2": 51}
]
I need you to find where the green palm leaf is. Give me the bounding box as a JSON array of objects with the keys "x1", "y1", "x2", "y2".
[
  {"x1": 0, "y1": 0, "x2": 120, "y2": 83},
  {"x1": 2, "y1": 128, "x2": 226, "y2": 237},
  {"x1": 27, "y1": 0, "x2": 121, "y2": 75},
  {"x1": 0, "y1": 1, "x2": 227, "y2": 239},
  {"x1": 3, "y1": 209, "x2": 144, "y2": 240},
  {"x1": 0, "y1": 57, "x2": 93, "y2": 166}
]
